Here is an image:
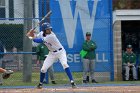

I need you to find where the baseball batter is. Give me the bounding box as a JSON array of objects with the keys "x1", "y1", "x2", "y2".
[{"x1": 27, "y1": 22, "x2": 76, "y2": 89}]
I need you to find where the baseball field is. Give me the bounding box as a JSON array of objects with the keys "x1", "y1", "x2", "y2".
[{"x1": 0, "y1": 72, "x2": 140, "y2": 93}]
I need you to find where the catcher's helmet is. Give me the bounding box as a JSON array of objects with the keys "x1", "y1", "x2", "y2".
[{"x1": 42, "y1": 22, "x2": 52, "y2": 31}]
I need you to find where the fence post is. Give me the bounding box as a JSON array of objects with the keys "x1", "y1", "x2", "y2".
[{"x1": 23, "y1": 0, "x2": 33, "y2": 82}]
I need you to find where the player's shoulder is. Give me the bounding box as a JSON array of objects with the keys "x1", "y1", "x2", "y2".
[
  {"x1": 36, "y1": 31, "x2": 43, "y2": 37},
  {"x1": 44, "y1": 32, "x2": 54, "y2": 40},
  {"x1": 131, "y1": 52, "x2": 136, "y2": 56},
  {"x1": 83, "y1": 40, "x2": 87, "y2": 44},
  {"x1": 50, "y1": 31, "x2": 56, "y2": 35},
  {"x1": 47, "y1": 33, "x2": 54, "y2": 37},
  {"x1": 49, "y1": 32, "x2": 56, "y2": 37},
  {"x1": 37, "y1": 31, "x2": 43, "y2": 34}
]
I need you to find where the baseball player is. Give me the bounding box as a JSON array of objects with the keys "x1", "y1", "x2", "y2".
[
  {"x1": 27, "y1": 22, "x2": 76, "y2": 89},
  {"x1": 81, "y1": 32, "x2": 98, "y2": 83},
  {"x1": 122, "y1": 45, "x2": 137, "y2": 80},
  {"x1": 36, "y1": 43, "x2": 56, "y2": 84}
]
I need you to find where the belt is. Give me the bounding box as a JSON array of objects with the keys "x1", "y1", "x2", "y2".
[{"x1": 53, "y1": 48, "x2": 62, "y2": 52}]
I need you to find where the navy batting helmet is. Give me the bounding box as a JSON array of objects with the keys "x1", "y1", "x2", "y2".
[{"x1": 42, "y1": 22, "x2": 52, "y2": 31}]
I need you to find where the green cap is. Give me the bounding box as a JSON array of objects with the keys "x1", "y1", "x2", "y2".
[
  {"x1": 86, "y1": 32, "x2": 91, "y2": 36},
  {"x1": 127, "y1": 45, "x2": 132, "y2": 48}
]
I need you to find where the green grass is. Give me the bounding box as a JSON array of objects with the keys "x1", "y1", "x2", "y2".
[
  {"x1": 2, "y1": 72, "x2": 39, "y2": 86},
  {"x1": 1, "y1": 71, "x2": 140, "y2": 86},
  {"x1": 2, "y1": 72, "x2": 83, "y2": 86}
]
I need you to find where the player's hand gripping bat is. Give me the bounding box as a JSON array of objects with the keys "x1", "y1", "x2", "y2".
[{"x1": 26, "y1": 10, "x2": 52, "y2": 39}]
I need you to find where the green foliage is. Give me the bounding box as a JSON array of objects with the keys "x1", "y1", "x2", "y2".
[{"x1": 0, "y1": 24, "x2": 23, "y2": 51}]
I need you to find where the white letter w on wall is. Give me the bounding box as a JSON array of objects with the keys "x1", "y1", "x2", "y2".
[{"x1": 58, "y1": 0, "x2": 98, "y2": 48}]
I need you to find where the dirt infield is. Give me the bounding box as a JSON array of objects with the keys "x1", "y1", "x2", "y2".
[{"x1": 0, "y1": 86, "x2": 140, "y2": 93}]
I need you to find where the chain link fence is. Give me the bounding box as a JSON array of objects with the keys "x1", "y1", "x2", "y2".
[
  {"x1": 0, "y1": 19, "x2": 40, "y2": 85},
  {"x1": 0, "y1": 0, "x2": 42, "y2": 86}
]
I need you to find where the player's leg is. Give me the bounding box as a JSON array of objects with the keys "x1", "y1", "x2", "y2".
[
  {"x1": 48, "y1": 66, "x2": 56, "y2": 84},
  {"x1": 89, "y1": 60, "x2": 98, "y2": 83},
  {"x1": 37, "y1": 54, "x2": 56, "y2": 88},
  {"x1": 132, "y1": 66, "x2": 137, "y2": 80},
  {"x1": 58, "y1": 51, "x2": 76, "y2": 88},
  {"x1": 82, "y1": 58, "x2": 89, "y2": 83},
  {"x1": 39, "y1": 60, "x2": 49, "y2": 84},
  {"x1": 125, "y1": 66, "x2": 130, "y2": 80},
  {"x1": 59, "y1": 52, "x2": 72, "y2": 81}
]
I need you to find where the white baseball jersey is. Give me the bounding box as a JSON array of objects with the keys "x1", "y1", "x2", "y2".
[
  {"x1": 35, "y1": 31, "x2": 69, "y2": 73},
  {"x1": 36, "y1": 31, "x2": 64, "y2": 52},
  {"x1": 36, "y1": 31, "x2": 43, "y2": 38}
]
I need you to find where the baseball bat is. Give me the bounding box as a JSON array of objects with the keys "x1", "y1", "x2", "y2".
[
  {"x1": 26, "y1": 10, "x2": 52, "y2": 37},
  {"x1": 32, "y1": 10, "x2": 52, "y2": 30}
]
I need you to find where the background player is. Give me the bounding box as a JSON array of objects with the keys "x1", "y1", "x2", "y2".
[
  {"x1": 81, "y1": 32, "x2": 98, "y2": 83},
  {"x1": 122, "y1": 45, "x2": 137, "y2": 80},
  {"x1": 27, "y1": 22, "x2": 76, "y2": 89}
]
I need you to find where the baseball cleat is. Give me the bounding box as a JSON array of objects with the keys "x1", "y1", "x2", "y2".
[
  {"x1": 83, "y1": 80, "x2": 87, "y2": 83},
  {"x1": 71, "y1": 81, "x2": 76, "y2": 88},
  {"x1": 86, "y1": 76, "x2": 89, "y2": 83},
  {"x1": 52, "y1": 81, "x2": 57, "y2": 84},
  {"x1": 36, "y1": 83, "x2": 43, "y2": 89},
  {"x1": 92, "y1": 79, "x2": 98, "y2": 83}
]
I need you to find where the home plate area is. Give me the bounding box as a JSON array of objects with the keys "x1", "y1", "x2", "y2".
[{"x1": 1, "y1": 84, "x2": 140, "y2": 93}]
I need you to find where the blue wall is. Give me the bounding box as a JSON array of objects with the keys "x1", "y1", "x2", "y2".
[{"x1": 39, "y1": 0, "x2": 113, "y2": 80}]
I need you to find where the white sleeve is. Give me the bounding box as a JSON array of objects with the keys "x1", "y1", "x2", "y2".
[
  {"x1": 43, "y1": 35, "x2": 53, "y2": 43},
  {"x1": 43, "y1": 36, "x2": 49, "y2": 42},
  {"x1": 35, "y1": 32, "x2": 43, "y2": 38}
]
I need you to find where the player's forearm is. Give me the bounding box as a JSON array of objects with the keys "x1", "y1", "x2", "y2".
[
  {"x1": 33, "y1": 38, "x2": 43, "y2": 43},
  {"x1": 83, "y1": 46, "x2": 91, "y2": 51},
  {"x1": 0, "y1": 68, "x2": 6, "y2": 73}
]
